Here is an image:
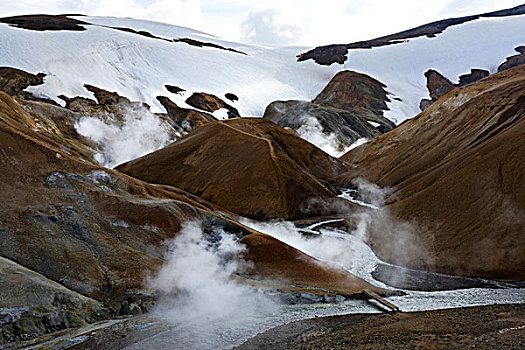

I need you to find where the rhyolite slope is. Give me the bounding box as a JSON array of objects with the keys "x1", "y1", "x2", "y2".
[{"x1": 338, "y1": 66, "x2": 525, "y2": 280}]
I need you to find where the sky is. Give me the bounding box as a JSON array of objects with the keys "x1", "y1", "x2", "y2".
[{"x1": 1, "y1": 0, "x2": 523, "y2": 46}]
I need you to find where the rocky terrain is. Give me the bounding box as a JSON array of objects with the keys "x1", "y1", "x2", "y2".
[
  {"x1": 263, "y1": 70, "x2": 395, "y2": 150},
  {"x1": 0, "y1": 6, "x2": 523, "y2": 349},
  {"x1": 116, "y1": 118, "x2": 354, "y2": 220},
  {"x1": 338, "y1": 65, "x2": 525, "y2": 280},
  {"x1": 237, "y1": 304, "x2": 525, "y2": 349},
  {"x1": 0, "y1": 67, "x2": 384, "y2": 344}
]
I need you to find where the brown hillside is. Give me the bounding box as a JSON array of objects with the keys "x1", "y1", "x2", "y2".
[
  {"x1": 338, "y1": 66, "x2": 525, "y2": 280},
  {"x1": 117, "y1": 118, "x2": 354, "y2": 220},
  {"x1": 240, "y1": 233, "x2": 388, "y2": 296}
]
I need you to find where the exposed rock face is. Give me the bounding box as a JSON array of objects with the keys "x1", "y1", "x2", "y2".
[
  {"x1": 421, "y1": 68, "x2": 493, "y2": 111},
  {"x1": 173, "y1": 38, "x2": 247, "y2": 55},
  {"x1": 498, "y1": 45, "x2": 525, "y2": 72},
  {"x1": 165, "y1": 84, "x2": 185, "y2": 95},
  {"x1": 312, "y1": 71, "x2": 395, "y2": 131},
  {"x1": 0, "y1": 67, "x2": 46, "y2": 96},
  {"x1": 263, "y1": 100, "x2": 381, "y2": 149},
  {"x1": 156, "y1": 95, "x2": 215, "y2": 130},
  {"x1": 185, "y1": 92, "x2": 241, "y2": 118},
  {"x1": 458, "y1": 68, "x2": 489, "y2": 86},
  {"x1": 117, "y1": 118, "x2": 355, "y2": 220},
  {"x1": 240, "y1": 233, "x2": 389, "y2": 296},
  {"x1": 263, "y1": 70, "x2": 395, "y2": 150},
  {"x1": 225, "y1": 92, "x2": 239, "y2": 102},
  {"x1": 424, "y1": 69, "x2": 456, "y2": 102},
  {"x1": 296, "y1": 4, "x2": 525, "y2": 66},
  {"x1": 0, "y1": 257, "x2": 107, "y2": 343},
  {"x1": 338, "y1": 66, "x2": 525, "y2": 280},
  {"x1": 0, "y1": 15, "x2": 88, "y2": 31}
]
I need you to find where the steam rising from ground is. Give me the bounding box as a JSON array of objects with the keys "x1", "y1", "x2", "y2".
[
  {"x1": 296, "y1": 117, "x2": 367, "y2": 157},
  {"x1": 75, "y1": 108, "x2": 174, "y2": 168},
  {"x1": 243, "y1": 178, "x2": 430, "y2": 286},
  {"x1": 148, "y1": 222, "x2": 276, "y2": 326}
]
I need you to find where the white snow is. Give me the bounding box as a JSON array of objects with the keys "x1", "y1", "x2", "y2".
[
  {"x1": 342, "y1": 15, "x2": 525, "y2": 123},
  {"x1": 0, "y1": 17, "x2": 339, "y2": 117},
  {"x1": 0, "y1": 14, "x2": 523, "y2": 125}
]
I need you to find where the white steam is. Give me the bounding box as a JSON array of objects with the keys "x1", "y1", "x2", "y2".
[
  {"x1": 296, "y1": 117, "x2": 367, "y2": 157},
  {"x1": 242, "y1": 178, "x2": 430, "y2": 286},
  {"x1": 75, "y1": 108, "x2": 174, "y2": 168},
  {"x1": 148, "y1": 222, "x2": 276, "y2": 325}
]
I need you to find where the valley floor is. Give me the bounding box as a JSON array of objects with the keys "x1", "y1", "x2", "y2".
[{"x1": 236, "y1": 304, "x2": 525, "y2": 350}]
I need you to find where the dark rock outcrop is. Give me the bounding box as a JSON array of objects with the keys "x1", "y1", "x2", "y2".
[
  {"x1": 263, "y1": 100, "x2": 382, "y2": 150},
  {"x1": 312, "y1": 71, "x2": 394, "y2": 131},
  {"x1": 297, "y1": 4, "x2": 525, "y2": 66},
  {"x1": 156, "y1": 95, "x2": 216, "y2": 130},
  {"x1": 173, "y1": 38, "x2": 247, "y2": 55},
  {"x1": 263, "y1": 71, "x2": 395, "y2": 150},
  {"x1": 185, "y1": 92, "x2": 241, "y2": 118},
  {"x1": 421, "y1": 68, "x2": 491, "y2": 110},
  {"x1": 165, "y1": 84, "x2": 185, "y2": 95},
  {"x1": 424, "y1": 69, "x2": 455, "y2": 102},
  {"x1": 498, "y1": 45, "x2": 525, "y2": 72},
  {"x1": 225, "y1": 92, "x2": 238, "y2": 102},
  {"x1": 458, "y1": 68, "x2": 489, "y2": 86},
  {"x1": 0, "y1": 14, "x2": 88, "y2": 31},
  {"x1": 0, "y1": 67, "x2": 46, "y2": 96}
]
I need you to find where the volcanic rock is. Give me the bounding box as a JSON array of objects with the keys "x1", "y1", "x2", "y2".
[
  {"x1": 156, "y1": 95, "x2": 215, "y2": 130},
  {"x1": 185, "y1": 92, "x2": 241, "y2": 118},
  {"x1": 458, "y1": 68, "x2": 489, "y2": 86},
  {"x1": 263, "y1": 100, "x2": 382, "y2": 149},
  {"x1": 0, "y1": 67, "x2": 46, "y2": 96},
  {"x1": 338, "y1": 66, "x2": 525, "y2": 280},
  {"x1": 264, "y1": 71, "x2": 395, "y2": 149},
  {"x1": 296, "y1": 4, "x2": 525, "y2": 66},
  {"x1": 225, "y1": 92, "x2": 239, "y2": 102},
  {"x1": 165, "y1": 84, "x2": 185, "y2": 95},
  {"x1": 498, "y1": 45, "x2": 525, "y2": 72},
  {"x1": 0, "y1": 15, "x2": 87, "y2": 31},
  {"x1": 117, "y1": 118, "x2": 355, "y2": 220},
  {"x1": 312, "y1": 71, "x2": 392, "y2": 123},
  {"x1": 424, "y1": 69, "x2": 455, "y2": 102}
]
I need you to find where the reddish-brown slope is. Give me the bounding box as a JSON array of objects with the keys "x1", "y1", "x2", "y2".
[
  {"x1": 338, "y1": 66, "x2": 525, "y2": 280},
  {"x1": 241, "y1": 233, "x2": 388, "y2": 296},
  {"x1": 117, "y1": 118, "x2": 354, "y2": 220}
]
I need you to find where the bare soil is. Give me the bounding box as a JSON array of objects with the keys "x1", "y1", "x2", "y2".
[{"x1": 237, "y1": 303, "x2": 525, "y2": 349}]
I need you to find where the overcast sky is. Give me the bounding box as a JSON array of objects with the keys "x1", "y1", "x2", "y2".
[{"x1": 1, "y1": 0, "x2": 523, "y2": 46}]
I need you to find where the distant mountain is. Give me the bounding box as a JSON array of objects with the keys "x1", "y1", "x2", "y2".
[{"x1": 1, "y1": 7, "x2": 523, "y2": 125}]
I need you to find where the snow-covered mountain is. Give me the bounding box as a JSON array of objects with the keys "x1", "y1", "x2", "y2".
[{"x1": 1, "y1": 11, "x2": 524, "y2": 124}]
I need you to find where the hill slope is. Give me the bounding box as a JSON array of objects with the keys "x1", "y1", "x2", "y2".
[
  {"x1": 117, "y1": 118, "x2": 354, "y2": 220},
  {"x1": 338, "y1": 66, "x2": 525, "y2": 280}
]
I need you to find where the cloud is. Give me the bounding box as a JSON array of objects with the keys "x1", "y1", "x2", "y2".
[
  {"x1": 1, "y1": 0, "x2": 523, "y2": 46},
  {"x1": 240, "y1": 8, "x2": 302, "y2": 45}
]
